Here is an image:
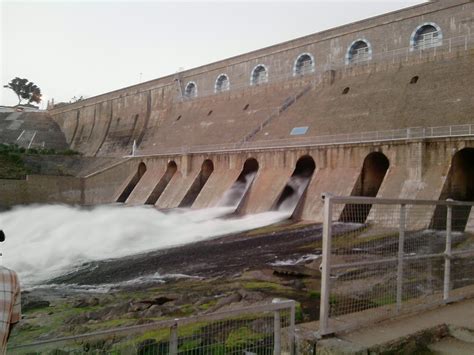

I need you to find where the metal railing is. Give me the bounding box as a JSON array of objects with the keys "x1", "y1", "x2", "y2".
[
  {"x1": 9, "y1": 300, "x2": 296, "y2": 354},
  {"x1": 132, "y1": 123, "x2": 474, "y2": 158},
  {"x1": 319, "y1": 195, "x2": 474, "y2": 336}
]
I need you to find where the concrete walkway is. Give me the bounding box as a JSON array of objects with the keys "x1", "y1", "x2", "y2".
[
  {"x1": 341, "y1": 298, "x2": 474, "y2": 348},
  {"x1": 297, "y1": 298, "x2": 474, "y2": 353}
]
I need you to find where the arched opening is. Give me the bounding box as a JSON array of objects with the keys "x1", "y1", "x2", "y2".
[
  {"x1": 145, "y1": 161, "x2": 178, "y2": 205},
  {"x1": 184, "y1": 82, "x2": 197, "y2": 98},
  {"x1": 340, "y1": 152, "x2": 390, "y2": 223},
  {"x1": 412, "y1": 23, "x2": 442, "y2": 50},
  {"x1": 117, "y1": 162, "x2": 147, "y2": 203},
  {"x1": 274, "y1": 155, "x2": 316, "y2": 213},
  {"x1": 294, "y1": 53, "x2": 314, "y2": 76},
  {"x1": 432, "y1": 148, "x2": 474, "y2": 231},
  {"x1": 251, "y1": 65, "x2": 268, "y2": 85},
  {"x1": 179, "y1": 159, "x2": 214, "y2": 207},
  {"x1": 219, "y1": 158, "x2": 259, "y2": 207},
  {"x1": 347, "y1": 40, "x2": 371, "y2": 64},
  {"x1": 215, "y1": 74, "x2": 230, "y2": 93}
]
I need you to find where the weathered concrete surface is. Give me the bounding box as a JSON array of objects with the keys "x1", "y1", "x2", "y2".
[
  {"x1": 301, "y1": 167, "x2": 361, "y2": 222},
  {"x1": 155, "y1": 169, "x2": 201, "y2": 209},
  {"x1": 0, "y1": 175, "x2": 82, "y2": 208},
  {"x1": 0, "y1": 112, "x2": 68, "y2": 150},
  {"x1": 239, "y1": 167, "x2": 294, "y2": 214},
  {"x1": 125, "y1": 162, "x2": 166, "y2": 205},
  {"x1": 297, "y1": 297, "x2": 474, "y2": 354},
  {"x1": 48, "y1": 1, "x2": 474, "y2": 158},
  {"x1": 83, "y1": 159, "x2": 137, "y2": 205},
  {"x1": 192, "y1": 168, "x2": 241, "y2": 209},
  {"x1": 339, "y1": 298, "x2": 474, "y2": 351},
  {"x1": 466, "y1": 209, "x2": 474, "y2": 233}
]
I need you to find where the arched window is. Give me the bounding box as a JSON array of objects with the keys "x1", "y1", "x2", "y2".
[
  {"x1": 215, "y1": 74, "x2": 230, "y2": 93},
  {"x1": 411, "y1": 23, "x2": 442, "y2": 50},
  {"x1": 346, "y1": 39, "x2": 372, "y2": 64},
  {"x1": 184, "y1": 81, "x2": 197, "y2": 98},
  {"x1": 250, "y1": 64, "x2": 268, "y2": 85},
  {"x1": 293, "y1": 53, "x2": 314, "y2": 76}
]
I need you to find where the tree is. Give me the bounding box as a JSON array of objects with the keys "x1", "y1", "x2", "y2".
[
  {"x1": 3, "y1": 77, "x2": 42, "y2": 106},
  {"x1": 70, "y1": 95, "x2": 84, "y2": 103}
]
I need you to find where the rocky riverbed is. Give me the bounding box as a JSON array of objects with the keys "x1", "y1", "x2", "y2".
[{"x1": 11, "y1": 221, "x2": 341, "y2": 347}]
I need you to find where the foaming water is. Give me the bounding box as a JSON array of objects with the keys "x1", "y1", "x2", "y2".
[
  {"x1": 0, "y1": 204, "x2": 289, "y2": 286},
  {"x1": 218, "y1": 172, "x2": 256, "y2": 207},
  {"x1": 277, "y1": 176, "x2": 311, "y2": 213}
]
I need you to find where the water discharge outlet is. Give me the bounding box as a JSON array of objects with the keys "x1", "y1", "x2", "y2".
[
  {"x1": 145, "y1": 161, "x2": 177, "y2": 205},
  {"x1": 340, "y1": 152, "x2": 390, "y2": 223},
  {"x1": 219, "y1": 158, "x2": 259, "y2": 208},
  {"x1": 274, "y1": 155, "x2": 316, "y2": 214},
  {"x1": 179, "y1": 159, "x2": 214, "y2": 207},
  {"x1": 116, "y1": 162, "x2": 147, "y2": 203}
]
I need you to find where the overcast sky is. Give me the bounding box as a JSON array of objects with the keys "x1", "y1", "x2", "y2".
[{"x1": 1, "y1": 0, "x2": 427, "y2": 108}]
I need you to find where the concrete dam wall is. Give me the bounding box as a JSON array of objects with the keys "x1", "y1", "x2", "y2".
[{"x1": 4, "y1": 0, "x2": 473, "y2": 225}]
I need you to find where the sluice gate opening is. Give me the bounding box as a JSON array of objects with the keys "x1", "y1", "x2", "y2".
[
  {"x1": 340, "y1": 152, "x2": 389, "y2": 223},
  {"x1": 145, "y1": 161, "x2": 178, "y2": 205},
  {"x1": 220, "y1": 158, "x2": 259, "y2": 207},
  {"x1": 179, "y1": 160, "x2": 214, "y2": 207},
  {"x1": 432, "y1": 148, "x2": 474, "y2": 231},
  {"x1": 116, "y1": 162, "x2": 147, "y2": 203},
  {"x1": 274, "y1": 155, "x2": 316, "y2": 213}
]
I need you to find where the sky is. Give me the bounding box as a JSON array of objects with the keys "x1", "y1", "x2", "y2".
[{"x1": 1, "y1": 0, "x2": 427, "y2": 108}]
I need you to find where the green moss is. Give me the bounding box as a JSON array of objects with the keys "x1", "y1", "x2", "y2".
[{"x1": 225, "y1": 326, "x2": 264, "y2": 348}]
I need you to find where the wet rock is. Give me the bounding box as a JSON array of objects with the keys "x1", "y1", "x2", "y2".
[
  {"x1": 65, "y1": 313, "x2": 88, "y2": 325},
  {"x1": 286, "y1": 279, "x2": 306, "y2": 290},
  {"x1": 129, "y1": 302, "x2": 151, "y2": 312},
  {"x1": 238, "y1": 289, "x2": 265, "y2": 301},
  {"x1": 206, "y1": 293, "x2": 242, "y2": 313},
  {"x1": 272, "y1": 265, "x2": 318, "y2": 277},
  {"x1": 143, "y1": 304, "x2": 163, "y2": 318},
  {"x1": 73, "y1": 297, "x2": 100, "y2": 308}
]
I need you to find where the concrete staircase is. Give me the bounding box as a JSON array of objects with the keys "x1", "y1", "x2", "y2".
[
  {"x1": 0, "y1": 111, "x2": 68, "y2": 150},
  {"x1": 240, "y1": 84, "x2": 312, "y2": 144}
]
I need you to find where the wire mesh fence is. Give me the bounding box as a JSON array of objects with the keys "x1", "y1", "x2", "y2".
[
  {"x1": 9, "y1": 300, "x2": 295, "y2": 355},
  {"x1": 319, "y1": 195, "x2": 474, "y2": 335}
]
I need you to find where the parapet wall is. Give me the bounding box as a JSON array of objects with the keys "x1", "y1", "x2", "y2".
[{"x1": 48, "y1": 0, "x2": 474, "y2": 158}]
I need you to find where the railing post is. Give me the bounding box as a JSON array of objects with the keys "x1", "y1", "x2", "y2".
[
  {"x1": 169, "y1": 322, "x2": 178, "y2": 355},
  {"x1": 274, "y1": 310, "x2": 281, "y2": 355},
  {"x1": 444, "y1": 200, "x2": 453, "y2": 302},
  {"x1": 289, "y1": 302, "x2": 296, "y2": 355},
  {"x1": 320, "y1": 193, "x2": 333, "y2": 336},
  {"x1": 396, "y1": 204, "x2": 406, "y2": 313}
]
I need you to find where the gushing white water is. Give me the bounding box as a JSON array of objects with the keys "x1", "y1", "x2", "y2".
[
  {"x1": 0, "y1": 204, "x2": 289, "y2": 286},
  {"x1": 218, "y1": 172, "x2": 256, "y2": 207},
  {"x1": 277, "y1": 176, "x2": 311, "y2": 213}
]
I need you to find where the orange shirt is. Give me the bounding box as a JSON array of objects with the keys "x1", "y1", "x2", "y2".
[{"x1": 0, "y1": 267, "x2": 21, "y2": 354}]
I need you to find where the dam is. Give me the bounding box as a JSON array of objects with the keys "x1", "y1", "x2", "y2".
[
  {"x1": 4, "y1": 0, "x2": 474, "y2": 352},
  {"x1": 1, "y1": 0, "x2": 473, "y2": 226}
]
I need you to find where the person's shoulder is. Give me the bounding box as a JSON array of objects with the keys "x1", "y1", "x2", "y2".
[{"x1": 0, "y1": 266, "x2": 19, "y2": 279}]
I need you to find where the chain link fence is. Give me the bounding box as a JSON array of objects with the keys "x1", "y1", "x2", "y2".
[
  {"x1": 319, "y1": 195, "x2": 474, "y2": 335},
  {"x1": 9, "y1": 300, "x2": 295, "y2": 355}
]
